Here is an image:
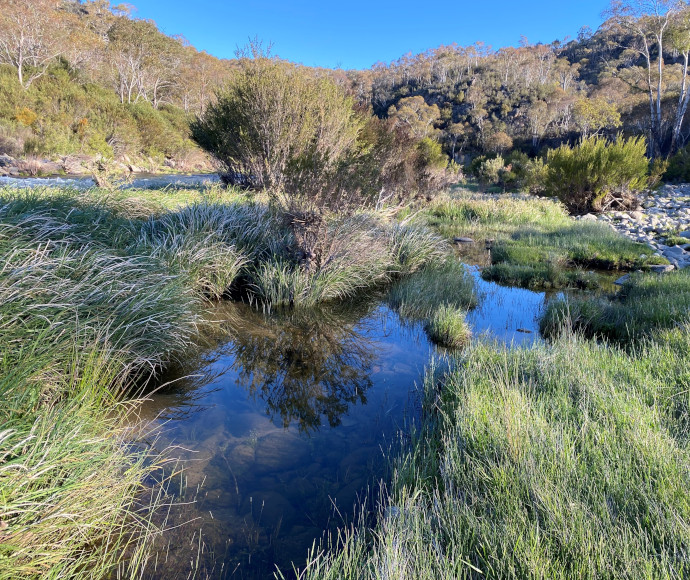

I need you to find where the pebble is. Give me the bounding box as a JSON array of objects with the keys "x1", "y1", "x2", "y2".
[{"x1": 576, "y1": 185, "x2": 690, "y2": 269}]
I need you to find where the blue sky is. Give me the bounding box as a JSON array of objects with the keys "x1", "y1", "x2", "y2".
[{"x1": 126, "y1": 0, "x2": 609, "y2": 69}]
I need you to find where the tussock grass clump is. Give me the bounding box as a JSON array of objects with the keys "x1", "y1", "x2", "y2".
[
  {"x1": 388, "y1": 222, "x2": 448, "y2": 274},
  {"x1": 541, "y1": 268, "x2": 690, "y2": 341},
  {"x1": 0, "y1": 349, "x2": 165, "y2": 580},
  {"x1": 248, "y1": 217, "x2": 446, "y2": 308},
  {"x1": 133, "y1": 203, "x2": 266, "y2": 298},
  {"x1": 388, "y1": 259, "x2": 477, "y2": 319},
  {"x1": 425, "y1": 305, "x2": 471, "y2": 348},
  {"x1": 0, "y1": 229, "x2": 200, "y2": 374},
  {"x1": 0, "y1": 188, "x2": 218, "y2": 577},
  {"x1": 300, "y1": 331, "x2": 690, "y2": 578}
]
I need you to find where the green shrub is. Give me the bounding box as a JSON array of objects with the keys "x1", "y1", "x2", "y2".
[
  {"x1": 664, "y1": 145, "x2": 690, "y2": 182},
  {"x1": 191, "y1": 53, "x2": 361, "y2": 196},
  {"x1": 477, "y1": 155, "x2": 505, "y2": 186},
  {"x1": 545, "y1": 135, "x2": 649, "y2": 213},
  {"x1": 505, "y1": 150, "x2": 548, "y2": 194}
]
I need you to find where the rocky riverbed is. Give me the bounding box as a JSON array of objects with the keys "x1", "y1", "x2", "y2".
[
  {"x1": 578, "y1": 184, "x2": 690, "y2": 269},
  {"x1": 0, "y1": 152, "x2": 211, "y2": 177}
]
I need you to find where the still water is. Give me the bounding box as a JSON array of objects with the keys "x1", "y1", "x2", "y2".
[{"x1": 137, "y1": 270, "x2": 552, "y2": 578}]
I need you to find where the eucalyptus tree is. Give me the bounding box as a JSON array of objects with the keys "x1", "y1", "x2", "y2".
[
  {"x1": 0, "y1": 0, "x2": 70, "y2": 89},
  {"x1": 605, "y1": 0, "x2": 686, "y2": 156}
]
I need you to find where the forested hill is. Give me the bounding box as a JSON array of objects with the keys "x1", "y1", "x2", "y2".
[
  {"x1": 0, "y1": 0, "x2": 235, "y2": 171},
  {"x1": 3, "y1": 0, "x2": 690, "y2": 175}
]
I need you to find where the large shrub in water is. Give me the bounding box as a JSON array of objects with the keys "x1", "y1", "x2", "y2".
[{"x1": 544, "y1": 136, "x2": 649, "y2": 213}]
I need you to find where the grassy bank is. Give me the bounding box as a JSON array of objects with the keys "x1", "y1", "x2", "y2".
[
  {"x1": 299, "y1": 325, "x2": 690, "y2": 579},
  {"x1": 0, "y1": 184, "x2": 453, "y2": 577},
  {"x1": 542, "y1": 268, "x2": 690, "y2": 341},
  {"x1": 297, "y1": 243, "x2": 690, "y2": 579},
  {"x1": 424, "y1": 194, "x2": 666, "y2": 289}
]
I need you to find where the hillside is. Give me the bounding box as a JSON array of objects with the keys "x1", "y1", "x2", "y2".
[{"x1": 4, "y1": 1, "x2": 690, "y2": 178}]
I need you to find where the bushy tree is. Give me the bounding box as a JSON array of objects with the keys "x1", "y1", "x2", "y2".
[
  {"x1": 191, "y1": 52, "x2": 361, "y2": 196},
  {"x1": 573, "y1": 97, "x2": 622, "y2": 138},
  {"x1": 545, "y1": 136, "x2": 649, "y2": 213}
]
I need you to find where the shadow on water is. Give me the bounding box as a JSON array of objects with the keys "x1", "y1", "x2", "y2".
[{"x1": 137, "y1": 257, "x2": 611, "y2": 579}]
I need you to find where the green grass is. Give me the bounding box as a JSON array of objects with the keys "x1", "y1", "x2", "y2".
[
  {"x1": 387, "y1": 258, "x2": 477, "y2": 348},
  {"x1": 422, "y1": 194, "x2": 666, "y2": 289},
  {"x1": 425, "y1": 305, "x2": 471, "y2": 348},
  {"x1": 482, "y1": 261, "x2": 600, "y2": 289},
  {"x1": 0, "y1": 185, "x2": 454, "y2": 576},
  {"x1": 297, "y1": 328, "x2": 690, "y2": 579},
  {"x1": 663, "y1": 235, "x2": 689, "y2": 247},
  {"x1": 0, "y1": 347, "x2": 167, "y2": 580},
  {"x1": 541, "y1": 268, "x2": 690, "y2": 341},
  {"x1": 247, "y1": 217, "x2": 448, "y2": 308},
  {"x1": 387, "y1": 258, "x2": 478, "y2": 320},
  {"x1": 0, "y1": 186, "x2": 273, "y2": 577}
]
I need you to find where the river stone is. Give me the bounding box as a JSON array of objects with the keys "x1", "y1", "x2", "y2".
[
  {"x1": 0, "y1": 154, "x2": 14, "y2": 167},
  {"x1": 40, "y1": 161, "x2": 62, "y2": 174},
  {"x1": 330, "y1": 478, "x2": 367, "y2": 512},
  {"x1": 254, "y1": 431, "x2": 310, "y2": 474},
  {"x1": 339, "y1": 447, "x2": 376, "y2": 479},
  {"x1": 650, "y1": 264, "x2": 675, "y2": 273},
  {"x1": 580, "y1": 213, "x2": 598, "y2": 221},
  {"x1": 680, "y1": 231, "x2": 690, "y2": 239},
  {"x1": 453, "y1": 237, "x2": 475, "y2": 243},
  {"x1": 226, "y1": 444, "x2": 256, "y2": 473},
  {"x1": 628, "y1": 211, "x2": 645, "y2": 221},
  {"x1": 614, "y1": 274, "x2": 630, "y2": 286}
]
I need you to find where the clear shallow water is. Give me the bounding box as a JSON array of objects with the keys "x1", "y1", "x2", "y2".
[
  {"x1": 0, "y1": 173, "x2": 219, "y2": 189},
  {"x1": 140, "y1": 299, "x2": 434, "y2": 578},
  {"x1": 136, "y1": 271, "x2": 562, "y2": 578}
]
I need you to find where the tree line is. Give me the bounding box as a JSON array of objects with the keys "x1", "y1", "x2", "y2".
[{"x1": 2, "y1": 0, "x2": 690, "y2": 169}]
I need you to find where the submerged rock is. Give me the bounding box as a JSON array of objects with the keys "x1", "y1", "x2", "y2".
[{"x1": 254, "y1": 432, "x2": 310, "y2": 474}]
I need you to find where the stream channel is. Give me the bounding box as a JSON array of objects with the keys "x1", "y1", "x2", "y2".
[
  {"x1": 135, "y1": 248, "x2": 614, "y2": 579},
  {"x1": 1, "y1": 176, "x2": 613, "y2": 578}
]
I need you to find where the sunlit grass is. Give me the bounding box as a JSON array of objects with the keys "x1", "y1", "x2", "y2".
[
  {"x1": 541, "y1": 268, "x2": 690, "y2": 341},
  {"x1": 425, "y1": 304, "x2": 471, "y2": 347},
  {"x1": 423, "y1": 193, "x2": 666, "y2": 288},
  {"x1": 298, "y1": 328, "x2": 690, "y2": 578}
]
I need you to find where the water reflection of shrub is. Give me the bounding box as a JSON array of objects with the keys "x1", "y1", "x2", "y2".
[{"x1": 221, "y1": 300, "x2": 380, "y2": 432}]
